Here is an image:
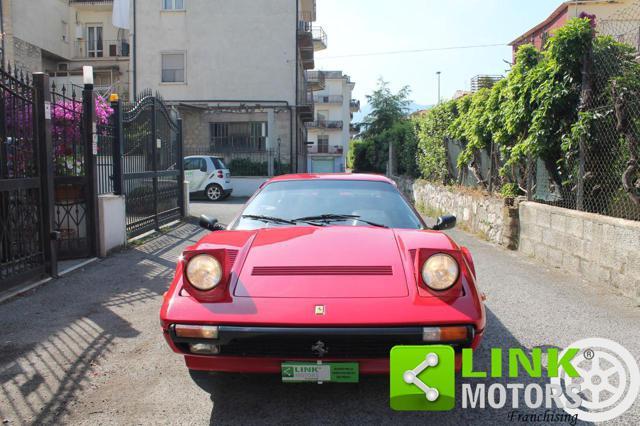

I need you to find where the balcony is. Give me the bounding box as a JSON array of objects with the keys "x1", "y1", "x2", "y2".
[
  {"x1": 73, "y1": 40, "x2": 130, "y2": 59},
  {"x1": 350, "y1": 99, "x2": 361, "y2": 112},
  {"x1": 305, "y1": 120, "x2": 344, "y2": 130},
  {"x1": 69, "y1": 0, "x2": 113, "y2": 10},
  {"x1": 298, "y1": 15, "x2": 327, "y2": 70},
  {"x1": 350, "y1": 123, "x2": 360, "y2": 136},
  {"x1": 314, "y1": 95, "x2": 343, "y2": 104},
  {"x1": 312, "y1": 26, "x2": 327, "y2": 51},
  {"x1": 297, "y1": 20, "x2": 315, "y2": 70},
  {"x1": 305, "y1": 70, "x2": 325, "y2": 91},
  {"x1": 298, "y1": 88, "x2": 314, "y2": 123},
  {"x1": 308, "y1": 144, "x2": 344, "y2": 155}
]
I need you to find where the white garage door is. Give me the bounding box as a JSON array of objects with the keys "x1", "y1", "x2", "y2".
[{"x1": 311, "y1": 159, "x2": 335, "y2": 173}]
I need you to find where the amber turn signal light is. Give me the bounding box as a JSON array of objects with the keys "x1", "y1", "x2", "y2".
[
  {"x1": 174, "y1": 324, "x2": 219, "y2": 340},
  {"x1": 422, "y1": 326, "x2": 469, "y2": 342}
]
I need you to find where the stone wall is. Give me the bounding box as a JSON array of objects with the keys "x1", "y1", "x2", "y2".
[
  {"x1": 12, "y1": 37, "x2": 43, "y2": 74},
  {"x1": 519, "y1": 202, "x2": 640, "y2": 299},
  {"x1": 403, "y1": 179, "x2": 519, "y2": 249},
  {"x1": 393, "y1": 175, "x2": 415, "y2": 201},
  {"x1": 393, "y1": 176, "x2": 640, "y2": 299}
]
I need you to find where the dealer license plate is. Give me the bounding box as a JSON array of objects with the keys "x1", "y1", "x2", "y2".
[{"x1": 281, "y1": 362, "x2": 359, "y2": 383}]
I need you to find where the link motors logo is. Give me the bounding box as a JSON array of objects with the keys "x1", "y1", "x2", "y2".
[
  {"x1": 550, "y1": 338, "x2": 640, "y2": 422},
  {"x1": 390, "y1": 338, "x2": 640, "y2": 422}
]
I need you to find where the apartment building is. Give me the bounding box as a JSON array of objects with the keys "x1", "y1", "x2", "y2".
[
  {"x1": 0, "y1": 0, "x2": 130, "y2": 97},
  {"x1": 133, "y1": 0, "x2": 326, "y2": 175},
  {"x1": 305, "y1": 71, "x2": 359, "y2": 173}
]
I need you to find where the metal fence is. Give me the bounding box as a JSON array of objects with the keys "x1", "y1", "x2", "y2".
[
  {"x1": 0, "y1": 65, "x2": 45, "y2": 288},
  {"x1": 97, "y1": 121, "x2": 114, "y2": 195},
  {"x1": 435, "y1": 12, "x2": 640, "y2": 222},
  {"x1": 50, "y1": 81, "x2": 99, "y2": 259},
  {"x1": 117, "y1": 91, "x2": 185, "y2": 237},
  {"x1": 532, "y1": 11, "x2": 640, "y2": 221}
]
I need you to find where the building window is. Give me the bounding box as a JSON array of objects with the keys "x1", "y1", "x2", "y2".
[
  {"x1": 210, "y1": 122, "x2": 268, "y2": 152},
  {"x1": 163, "y1": 0, "x2": 184, "y2": 10},
  {"x1": 161, "y1": 52, "x2": 185, "y2": 83},
  {"x1": 317, "y1": 135, "x2": 329, "y2": 154},
  {"x1": 87, "y1": 25, "x2": 103, "y2": 57}
]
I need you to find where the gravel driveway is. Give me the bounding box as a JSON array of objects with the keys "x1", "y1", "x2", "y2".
[{"x1": 0, "y1": 198, "x2": 638, "y2": 425}]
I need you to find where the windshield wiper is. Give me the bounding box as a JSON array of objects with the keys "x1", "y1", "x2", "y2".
[
  {"x1": 241, "y1": 215, "x2": 296, "y2": 225},
  {"x1": 293, "y1": 214, "x2": 388, "y2": 228}
]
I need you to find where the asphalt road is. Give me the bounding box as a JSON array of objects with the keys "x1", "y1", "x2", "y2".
[{"x1": 1, "y1": 197, "x2": 639, "y2": 425}]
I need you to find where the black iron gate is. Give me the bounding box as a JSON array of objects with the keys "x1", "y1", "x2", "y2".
[
  {"x1": 0, "y1": 67, "x2": 54, "y2": 288},
  {"x1": 49, "y1": 83, "x2": 99, "y2": 260},
  {"x1": 111, "y1": 92, "x2": 184, "y2": 238}
]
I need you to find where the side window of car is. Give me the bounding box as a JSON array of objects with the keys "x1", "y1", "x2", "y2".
[
  {"x1": 199, "y1": 158, "x2": 208, "y2": 172},
  {"x1": 184, "y1": 158, "x2": 199, "y2": 171}
]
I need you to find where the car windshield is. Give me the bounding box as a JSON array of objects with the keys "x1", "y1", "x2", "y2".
[{"x1": 232, "y1": 180, "x2": 423, "y2": 230}]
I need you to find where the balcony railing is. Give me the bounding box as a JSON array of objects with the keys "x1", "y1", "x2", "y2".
[
  {"x1": 350, "y1": 99, "x2": 361, "y2": 112},
  {"x1": 314, "y1": 95, "x2": 343, "y2": 104},
  {"x1": 312, "y1": 26, "x2": 327, "y2": 50},
  {"x1": 305, "y1": 120, "x2": 344, "y2": 130},
  {"x1": 308, "y1": 145, "x2": 344, "y2": 155},
  {"x1": 69, "y1": 0, "x2": 113, "y2": 4},
  {"x1": 74, "y1": 40, "x2": 130, "y2": 59},
  {"x1": 305, "y1": 70, "x2": 325, "y2": 90}
]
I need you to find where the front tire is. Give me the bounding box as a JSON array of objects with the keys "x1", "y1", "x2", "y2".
[{"x1": 205, "y1": 184, "x2": 223, "y2": 202}]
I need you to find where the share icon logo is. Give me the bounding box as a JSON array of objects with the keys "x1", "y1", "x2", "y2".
[
  {"x1": 390, "y1": 345, "x2": 456, "y2": 411},
  {"x1": 402, "y1": 352, "x2": 441, "y2": 401}
]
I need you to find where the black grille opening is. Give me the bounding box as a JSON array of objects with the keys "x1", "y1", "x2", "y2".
[{"x1": 220, "y1": 336, "x2": 421, "y2": 358}]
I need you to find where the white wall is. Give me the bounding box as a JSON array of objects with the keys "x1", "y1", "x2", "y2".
[
  {"x1": 135, "y1": 0, "x2": 297, "y2": 103},
  {"x1": 7, "y1": 0, "x2": 72, "y2": 60}
]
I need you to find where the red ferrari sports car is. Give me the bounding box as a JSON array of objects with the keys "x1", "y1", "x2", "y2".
[{"x1": 160, "y1": 174, "x2": 485, "y2": 381}]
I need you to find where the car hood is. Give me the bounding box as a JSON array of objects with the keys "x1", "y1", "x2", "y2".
[{"x1": 233, "y1": 227, "x2": 410, "y2": 299}]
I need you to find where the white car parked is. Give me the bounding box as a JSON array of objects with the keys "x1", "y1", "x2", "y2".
[{"x1": 184, "y1": 156, "x2": 233, "y2": 201}]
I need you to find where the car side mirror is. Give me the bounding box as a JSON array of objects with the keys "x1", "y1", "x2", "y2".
[
  {"x1": 432, "y1": 215, "x2": 456, "y2": 231},
  {"x1": 199, "y1": 215, "x2": 219, "y2": 231}
]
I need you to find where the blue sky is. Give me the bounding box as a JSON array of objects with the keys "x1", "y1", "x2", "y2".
[{"x1": 314, "y1": 0, "x2": 562, "y2": 117}]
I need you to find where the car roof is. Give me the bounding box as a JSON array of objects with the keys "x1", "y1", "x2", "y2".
[
  {"x1": 266, "y1": 173, "x2": 396, "y2": 185},
  {"x1": 185, "y1": 155, "x2": 222, "y2": 160}
]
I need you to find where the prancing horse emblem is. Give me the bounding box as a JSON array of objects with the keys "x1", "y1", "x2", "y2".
[
  {"x1": 312, "y1": 341, "x2": 329, "y2": 357},
  {"x1": 315, "y1": 305, "x2": 325, "y2": 315}
]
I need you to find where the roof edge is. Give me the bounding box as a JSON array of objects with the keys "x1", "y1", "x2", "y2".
[{"x1": 509, "y1": 2, "x2": 569, "y2": 46}]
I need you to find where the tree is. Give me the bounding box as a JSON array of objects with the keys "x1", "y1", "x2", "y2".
[
  {"x1": 360, "y1": 79, "x2": 412, "y2": 138},
  {"x1": 352, "y1": 79, "x2": 413, "y2": 173}
]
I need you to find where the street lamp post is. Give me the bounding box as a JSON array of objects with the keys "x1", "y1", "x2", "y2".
[{"x1": 436, "y1": 71, "x2": 441, "y2": 104}]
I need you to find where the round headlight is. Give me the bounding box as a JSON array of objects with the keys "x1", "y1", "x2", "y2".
[
  {"x1": 421, "y1": 254, "x2": 459, "y2": 291},
  {"x1": 186, "y1": 255, "x2": 223, "y2": 291}
]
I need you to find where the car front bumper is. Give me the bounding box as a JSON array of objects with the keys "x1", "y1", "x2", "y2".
[{"x1": 163, "y1": 325, "x2": 484, "y2": 374}]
